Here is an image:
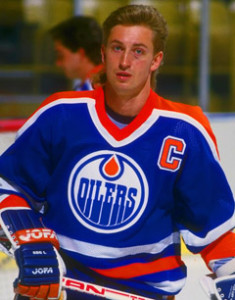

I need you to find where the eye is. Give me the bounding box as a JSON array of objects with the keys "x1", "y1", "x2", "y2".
[
  {"x1": 113, "y1": 45, "x2": 122, "y2": 52},
  {"x1": 134, "y1": 48, "x2": 144, "y2": 56}
]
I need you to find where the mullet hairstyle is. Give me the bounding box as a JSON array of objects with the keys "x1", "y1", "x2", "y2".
[{"x1": 94, "y1": 4, "x2": 168, "y2": 88}]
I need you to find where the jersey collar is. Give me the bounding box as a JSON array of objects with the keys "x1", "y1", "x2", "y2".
[{"x1": 94, "y1": 87, "x2": 158, "y2": 141}]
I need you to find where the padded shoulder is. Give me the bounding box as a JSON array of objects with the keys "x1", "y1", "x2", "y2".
[{"x1": 37, "y1": 90, "x2": 95, "y2": 111}]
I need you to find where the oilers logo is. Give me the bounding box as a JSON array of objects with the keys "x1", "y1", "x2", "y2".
[{"x1": 68, "y1": 151, "x2": 148, "y2": 233}]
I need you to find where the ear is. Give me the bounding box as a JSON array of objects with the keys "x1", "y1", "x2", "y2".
[
  {"x1": 101, "y1": 45, "x2": 106, "y2": 64},
  {"x1": 150, "y1": 51, "x2": 164, "y2": 72}
]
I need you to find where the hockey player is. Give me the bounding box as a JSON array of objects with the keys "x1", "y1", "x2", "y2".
[
  {"x1": 0, "y1": 4, "x2": 235, "y2": 300},
  {"x1": 49, "y1": 15, "x2": 103, "y2": 91}
]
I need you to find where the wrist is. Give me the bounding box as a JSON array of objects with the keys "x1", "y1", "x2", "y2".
[
  {"x1": 0, "y1": 194, "x2": 59, "y2": 251},
  {"x1": 210, "y1": 257, "x2": 235, "y2": 277}
]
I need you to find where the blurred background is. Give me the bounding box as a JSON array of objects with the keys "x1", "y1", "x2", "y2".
[{"x1": 0, "y1": 0, "x2": 235, "y2": 119}]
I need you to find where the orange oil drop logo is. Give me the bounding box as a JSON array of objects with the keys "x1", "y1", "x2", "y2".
[{"x1": 103, "y1": 156, "x2": 119, "y2": 177}]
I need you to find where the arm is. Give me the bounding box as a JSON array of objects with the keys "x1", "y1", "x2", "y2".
[
  {"x1": 200, "y1": 231, "x2": 235, "y2": 270},
  {"x1": 0, "y1": 194, "x2": 64, "y2": 300},
  {"x1": 199, "y1": 231, "x2": 235, "y2": 300},
  {"x1": 172, "y1": 116, "x2": 235, "y2": 298}
]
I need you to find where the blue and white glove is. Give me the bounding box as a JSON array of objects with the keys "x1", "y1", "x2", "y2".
[
  {"x1": 0, "y1": 195, "x2": 65, "y2": 300},
  {"x1": 200, "y1": 257, "x2": 235, "y2": 300},
  {"x1": 14, "y1": 241, "x2": 63, "y2": 299}
]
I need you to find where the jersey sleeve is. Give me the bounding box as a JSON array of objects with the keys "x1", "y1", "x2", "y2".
[
  {"x1": 200, "y1": 231, "x2": 235, "y2": 269},
  {"x1": 173, "y1": 117, "x2": 235, "y2": 254},
  {"x1": 0, "y1": 102, "x2": 61, "y2": 206}
]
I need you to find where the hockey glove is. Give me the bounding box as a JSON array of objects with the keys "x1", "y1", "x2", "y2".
[
  {"x1": 200, "y1": 257, "x2": 235, "y2": 300},
  {"x1": 0, "y1": 195, "x2": 64, "y2": 300},
  {"x1": 0, "y1": 223, "x2": 13, "y2": 255}
]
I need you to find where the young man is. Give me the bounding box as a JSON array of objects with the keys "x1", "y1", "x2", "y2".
[
  {"x1": 50, "y1": 15, "x2": 103, "y2": 91},
  {"x1": 0, "y1": 4, "x2": 235, "y2": 300}
]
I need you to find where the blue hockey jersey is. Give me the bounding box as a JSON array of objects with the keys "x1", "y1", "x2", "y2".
[{"x1": 0, "y1": 87, "x2": 234, "y2": 298}]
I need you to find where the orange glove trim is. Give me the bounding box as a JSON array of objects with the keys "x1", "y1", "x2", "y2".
[
  {"x1": 16, "y1": 283, "x2": 60, "y2": 299},
  {"x1": 0, "y1": 194, "x2": 30, "y2": 210},
  {"x1": 15, "y1": 284, "x2": 30, "y2": 295},
  {"x1": 34, "y1": 284, "x2": 50, "y2": 299},
  {"x1": 48, "y1": 283, "x2": 60, "y2": 298},
  {"x1": 13, "y1": 228, "x2": 60, "y2": 249}
]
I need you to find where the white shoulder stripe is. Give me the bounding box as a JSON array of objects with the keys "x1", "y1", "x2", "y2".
[{"x1": 16, "y1": 97, "x2": 95, "y2": 138}]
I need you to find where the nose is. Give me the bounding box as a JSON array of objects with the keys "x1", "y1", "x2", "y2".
[{"x1": 119, "y1": 51, "x2": 131, "y2": 70}]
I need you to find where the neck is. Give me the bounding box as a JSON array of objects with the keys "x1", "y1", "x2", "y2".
[
  {"x1": 104, "y1": 84, "x2": 151, "y2": 117},
  {"x1": 79, "y1": 60, "x2": 97, "y2": 82}
]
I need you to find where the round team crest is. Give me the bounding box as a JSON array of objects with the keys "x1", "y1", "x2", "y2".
[{"x1": 68, "y1": 151, "x2": 149, "y2": 233}]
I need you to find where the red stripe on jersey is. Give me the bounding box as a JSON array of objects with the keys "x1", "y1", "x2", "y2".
[
  {"x1": 91, "y1": 255, "x2": 183, "y2": 279},
  {"x1": 0, "y1": 194, "x2": 30, "y2": 210}
]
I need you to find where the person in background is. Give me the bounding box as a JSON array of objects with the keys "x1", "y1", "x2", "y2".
[
  {"x1": 49, "y1": 15, "x2": 103, "y2": 91},
  {"x1": 0, "y1": 4, "x2": 235, "y2": 300}
]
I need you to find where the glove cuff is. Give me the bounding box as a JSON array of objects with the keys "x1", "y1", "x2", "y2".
[
  {"x1": 212, "y1": 257, "x2": 235, "y2": 277},
  {"x1": 14, "y1": 228, "x2": 60, "y2": 249}
]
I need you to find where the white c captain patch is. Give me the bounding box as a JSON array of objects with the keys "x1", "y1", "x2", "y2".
[{"x1": 68, "y1": 151, "x2": 149, "y2": 233}]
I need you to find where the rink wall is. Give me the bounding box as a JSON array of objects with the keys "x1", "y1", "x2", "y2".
[
  {"x1": 0, "y1": 114, "x2": 234, "y2": 194},
  {"x1": 207, "y1": 113, "x2": 235, "y2": 195}
]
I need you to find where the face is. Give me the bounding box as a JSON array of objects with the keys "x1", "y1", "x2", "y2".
[
  {"x1": 54, "y1": 41, "x2": 83, "y2": 79},
  {"x1": 101, "y1": 25, "x2": 163, "y2": 97}
]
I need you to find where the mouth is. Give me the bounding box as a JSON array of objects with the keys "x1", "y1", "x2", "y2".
[{"x1": 116, "y1": 72, "x2": 131, "y2": 81}]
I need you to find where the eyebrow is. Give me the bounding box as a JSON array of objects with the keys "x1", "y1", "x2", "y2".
[{"x1": 110, "y1": 40, "x2": 148, "y2": 49}]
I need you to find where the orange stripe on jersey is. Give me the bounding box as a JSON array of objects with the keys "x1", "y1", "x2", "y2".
[
  {"x1": 200, "y1": 231, "x2": 235, "y2": 269},
  {"x1": 15, "y1": 90, "x2": 95, "y2": 136},
  {"x1": 0, "y1": 194, "x2": 30, "y2": 210},
  {"x1": 34, "y1": 90, "x2": 95, "y2": 114},
  {"x1": 155, "y1": 94, "x2": 219, "y2": 157},
  {"x1": 92, "y1": 255, "x2": 183, "y2": 279}
]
